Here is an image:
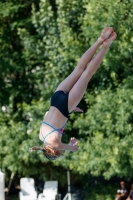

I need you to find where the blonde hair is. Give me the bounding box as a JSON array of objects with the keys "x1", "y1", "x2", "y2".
[{"x1": 29, "y1": 145, "x2": 63, "y2": 160}]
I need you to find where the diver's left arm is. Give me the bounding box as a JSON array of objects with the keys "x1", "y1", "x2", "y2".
[
  {"x1": 60, "y1": 143, "x2": 78, "y2": 152},
  {"x1": 58, "y1": 137, "x2": 78, "y2": 152}
]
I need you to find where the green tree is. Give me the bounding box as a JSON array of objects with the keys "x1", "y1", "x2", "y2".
[{"x1": 0, "y1": 0, "x2": 133, "y2": 182}]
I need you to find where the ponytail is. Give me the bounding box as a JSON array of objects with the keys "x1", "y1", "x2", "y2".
[
  {"x1": 29, "y1": 146, "x2": 44, "y2": 152},
  {"x1": 29, "y1": 145, "x2": 63, "y2": 160}
]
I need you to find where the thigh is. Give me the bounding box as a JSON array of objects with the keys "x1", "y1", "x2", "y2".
[
  {"x1": 68, "y1": 72, "x2": 88, "y2": 112},
  {"x1": 56, "y1": 66, "x2": 84, "y2": 93}
]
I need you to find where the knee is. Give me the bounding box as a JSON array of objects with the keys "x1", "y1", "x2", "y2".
[
  {"x1": 81, "y1": 71, "x2": 91, "y2": 83},
  {"x1": 82, "y1": 68, "x2": 94, "y2": 82}
]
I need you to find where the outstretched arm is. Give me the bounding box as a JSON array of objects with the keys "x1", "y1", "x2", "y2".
[
  {"x1": 57, "y1": 138, "x2": 78, "y2": 152},
  {"x1": 60, "y1": 143, "x2": 78, "y2": 152}
]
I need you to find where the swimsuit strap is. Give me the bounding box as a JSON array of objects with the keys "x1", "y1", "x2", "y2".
[
  {"x1": 40, "y1": 124, "x2": 56, "y2": 143},
  {"x1": 42, "y1": 121, "x2": 67, "y2": 130},
  {"x1": 40, "y1": 121, "x2": 68, "y2": 143}
]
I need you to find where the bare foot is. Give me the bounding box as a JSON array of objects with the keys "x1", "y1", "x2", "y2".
[
  {"x1": 103, "y1": 32, "x2": 117, "y2": 47},
  {"x1": 98, "y1": 27, "x2": 114, "y2": 43}
]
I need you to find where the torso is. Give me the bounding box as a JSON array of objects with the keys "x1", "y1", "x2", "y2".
[{"x1": 39, "y1": 106, "x2": 68, "y2": 147}]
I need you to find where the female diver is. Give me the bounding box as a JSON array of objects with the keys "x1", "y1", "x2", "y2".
[{"x1": 30, "y1": 27, "x2": 117, "y2": 160}]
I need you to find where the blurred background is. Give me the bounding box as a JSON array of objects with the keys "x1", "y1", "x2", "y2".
[{"x1": 0, "y1": 0, "x2": 133, "y2": 199}]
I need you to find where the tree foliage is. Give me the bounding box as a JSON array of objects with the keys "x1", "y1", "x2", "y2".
[{"x1": 0, "y1": 0, "x2": 133, "y2": 182}]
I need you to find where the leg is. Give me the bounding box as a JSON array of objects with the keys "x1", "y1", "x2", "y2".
[
  {"x1": 68, "y1": 32, "x2": 117, "y2": 112},
  {"x1": 56, "y1": 27, "x2": 114, "y2": 93}
]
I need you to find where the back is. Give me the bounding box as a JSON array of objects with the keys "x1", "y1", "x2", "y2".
[{"x1": 44, "y1": 106, "x2": 68, "y2": 128}]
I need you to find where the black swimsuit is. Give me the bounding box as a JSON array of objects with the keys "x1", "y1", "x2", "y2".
[{"x1": 51, "y1": 90, "x2": 70, "y2": 118}]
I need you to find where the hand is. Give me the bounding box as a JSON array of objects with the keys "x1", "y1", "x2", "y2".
[
  {"x1": 70, "y1": 137, "x2": 78, "y2": 146},
  {"x1": 73, "y1": 107, "x2": 84, "y2": 113}
]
